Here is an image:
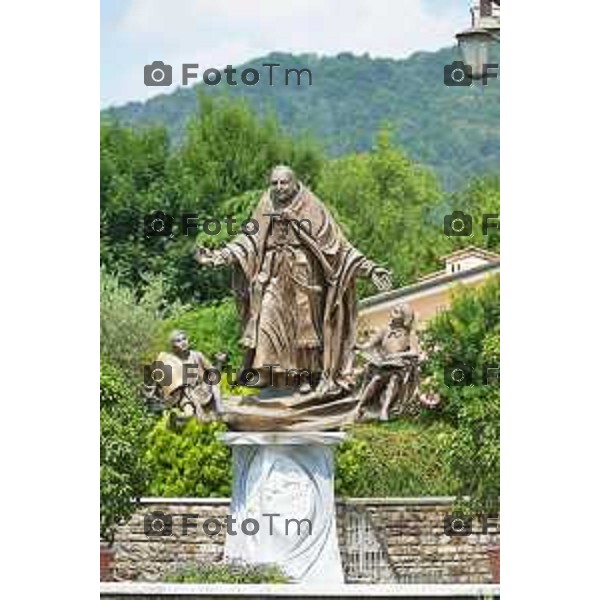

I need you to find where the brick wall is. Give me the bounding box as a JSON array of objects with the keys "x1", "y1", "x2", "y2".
[
  {"x1": 339, "y1": 499, "x2": 499, "y2": 584},
  {"x1": 112, "y1": 498, "x2": 499, "y2": 584}
]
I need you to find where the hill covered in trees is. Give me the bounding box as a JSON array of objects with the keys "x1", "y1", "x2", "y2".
[
  {"x1": 101, "y1": 95, "x2": 499, "y2": 306},
  {"x1": 102, "y1": 47, "x2": 499, "y2": 189}
]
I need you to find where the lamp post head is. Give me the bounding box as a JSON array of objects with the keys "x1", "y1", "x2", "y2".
[{"x1": 456, "y1": 1, "x2": 500, "y2": 80}]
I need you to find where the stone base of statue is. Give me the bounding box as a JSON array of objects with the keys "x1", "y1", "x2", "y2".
[{"x1": 219, "y1": 432, "x2": 346, "y2": 583}]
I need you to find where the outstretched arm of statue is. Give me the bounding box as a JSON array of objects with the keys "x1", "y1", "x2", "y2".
[
  {"x1": 194, "y1": 245, "x2": 233, "y2": 267},
  {"x1": 371, "y1": 265, "x2": 392, "y2": 291},
  {"x1": 358, "y1": 259, "x2": 393, "y2": 291}
]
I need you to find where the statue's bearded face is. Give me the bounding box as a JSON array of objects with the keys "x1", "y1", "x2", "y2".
[
  {"x1": 172, "y1": 332, "x2": 189, "y2": 354},
  {"x1": 270, "y1": 168, "x2": 296, "y2": 204}
]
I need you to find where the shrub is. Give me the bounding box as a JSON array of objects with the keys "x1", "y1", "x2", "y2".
[
  {"x1": 100, "y1": 362, "x2": 151, "y2": 543},
  {"x1": 164, "y1": 562, "x2": 289, "y2": 584},
  {"x1": 153, "y1": 299, "x2": 242, "y2": 365},
  {"x1": 153, "y1": 299, "x2": 256, "y2": 396},
  {"x1": 335, "y1": 421, "x2": 457, "y2": 497},
  {"x1": 143, "y1": 416, "x2": 458, "y2": 500},
  {"x1": 146, "y1": 416, "x2": 231, "y2": 497},
  {"x1": 100, "y1": 268, "x2": 171, "y2": 379}
]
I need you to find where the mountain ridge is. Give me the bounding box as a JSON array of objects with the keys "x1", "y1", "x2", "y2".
[{"x1": 102, "y1": 47, "x2": 499, "y2": 189}]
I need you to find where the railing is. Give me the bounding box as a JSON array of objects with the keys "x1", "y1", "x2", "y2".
[{"x1": 340, "y1": 507, "x2": 396, "y2": 583}]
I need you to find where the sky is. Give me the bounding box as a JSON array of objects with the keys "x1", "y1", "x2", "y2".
[{"x1": 101, "y1": 0, "x2": 468, "y2": 108}]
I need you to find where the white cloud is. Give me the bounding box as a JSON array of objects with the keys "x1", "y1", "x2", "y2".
[
  {"x1": 120, "y1": 0, "x2": 461, "y2": 55},
  {"x1": 103, "y1": 0, "x2": 465, "y2": 106}
]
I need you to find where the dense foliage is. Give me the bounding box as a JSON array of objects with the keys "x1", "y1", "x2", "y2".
[
  {"x1": 316, "y1": 131, "x2": 450, "y2": 289},
  {"x1": 164, "y1": 562, "x2": 289, "y2": 584},
  {"x1": 102, "y1": 96, "x2": 500, "y2": 303},
  {"x1": 101, "y1": 96, "x2": 322, "y2": 304},
  {"x1": 335, "y1": 421, "x2": 457, "y2": 497},
  {"x1": 100, "y1": 268, "x2": 170, "y2": 377},
  {"x1": 100, "y1": 362, "x2": 151, "y2": 543},
  {"x1": 421, "y1": 276, "x2": 500, "y2": 512},
  {"x1": 103, "y1": 48, "x2": 499, "y2": 190},
  {"x1": 153, "y1": 299, "x2": 242, "y2": 365},
  {"x1": 141, "y1": 419, "x2": 460, "y2": 500},
  {"x1": 146, "y1": 417, "x2": 231, "y2": 498}
]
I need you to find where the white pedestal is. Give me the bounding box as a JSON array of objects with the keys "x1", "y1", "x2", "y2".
[{"x1": 219, "y1": 432, "x2": 346, "y2": 584}]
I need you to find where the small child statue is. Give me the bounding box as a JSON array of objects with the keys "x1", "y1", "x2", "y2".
[
  {"x1": 144, "y1": 330, "x2": 225, "y2": 422},
  {"x1": 354, "y1": 304, "x2": 421, "y2": 421}
]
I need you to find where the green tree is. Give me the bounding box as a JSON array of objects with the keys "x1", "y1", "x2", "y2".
[
  {"x1": 447, "y1": 175, "x2": 500, "y2": 253},
  {"x1": 100, "y1": 123, "x2": 171, "y2": 290},
  {"x1": 101, "y1": 95, "x2": 323, "y2": 304},
  {"x1": 100, "y1": 268, "x2": 169, "y2": 379},
  {"x1": 421, "y1": 276, "x2": 500, "y2": 512},
  {"x1": 154, "y1": 299, "x2": 242, "y2": 364},
  {"x1": 315, "y1": 131, "x2": 449, "y2": 293},
  {"x1": 100, "y1": 362, "x2": 151, "y2": 543}
]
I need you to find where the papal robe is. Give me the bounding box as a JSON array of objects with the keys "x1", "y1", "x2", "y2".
[{"x1": 224, "y1": 184, "x2": 375, "y2": 387}]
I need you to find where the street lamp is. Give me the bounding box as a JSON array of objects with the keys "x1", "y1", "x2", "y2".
[{"x1": 456, "y1": 0, "x2": 500, "y2": 80}]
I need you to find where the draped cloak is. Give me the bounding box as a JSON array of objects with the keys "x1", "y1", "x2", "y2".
[{"x1": 225, "y1": 184, "x2": 373, "y2": 387}]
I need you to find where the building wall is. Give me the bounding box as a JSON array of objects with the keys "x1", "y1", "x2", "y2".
[
  {"x1": 112, "y1": 498, "x2": 499, "y2": 584},
  {"x1": 358, "y1": 288, "x2": 453, "y2": 336},
  {"x1": 358, "y1": 268, "x2": 499, "y2": 337},
  {"x1": 445, "y1": 255, "x2": 490, "y2": 275}
]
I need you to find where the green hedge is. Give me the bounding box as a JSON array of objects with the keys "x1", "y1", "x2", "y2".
[
  {"x1": 335, "y1": 421, "x2": 457, "y2": 497},
  {"x1": 154, "y1": 300, "x2": 242, "y2": 365},
  {"x1": 146, "y1": 416, "x2": 231, "y2": 497},
  {"x1": 153, "y1": 300, "x2": 255, "y2": 395},
  {"x1": 144, "y1": 416, "x2": 457, "y2": 499},
  {"x1": 164, "y1": 562, "x2": 289, "y2": 584}
]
